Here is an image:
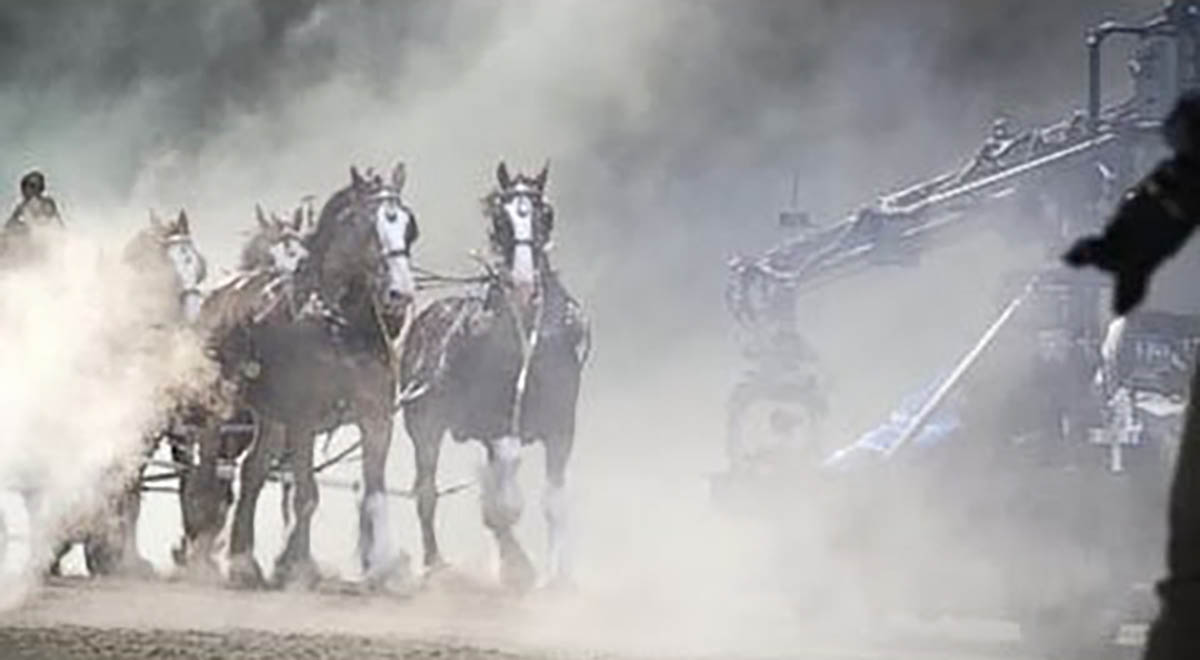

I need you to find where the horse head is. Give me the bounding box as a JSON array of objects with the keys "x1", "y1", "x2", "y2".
[
  {"x1": 128, "y1": 210, "x2": 207, "y2": 323},
  {"x1": 312, "y1": 161, "x2": 418, "y2": 322},
  {"x1": 242, "y1": 203, "x2": 311, "y2": 275},
  {"x1": 484, "y1": 160, "x2": 554, "y2": 307}
]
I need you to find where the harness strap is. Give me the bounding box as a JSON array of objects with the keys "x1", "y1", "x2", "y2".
[{"x1": 499, "y1": 279, "x2": 546, "y2": 438}]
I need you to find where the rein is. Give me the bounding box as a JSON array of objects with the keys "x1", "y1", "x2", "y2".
[{"x1": 412, "y1": 264, "x2": 492, "y2": 289}]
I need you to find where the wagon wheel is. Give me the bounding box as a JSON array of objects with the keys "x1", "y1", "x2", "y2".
[{"x1": 725, "y1": 376, "x2": 826, "y2": 471}]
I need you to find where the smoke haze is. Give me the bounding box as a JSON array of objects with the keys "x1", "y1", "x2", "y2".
[
  {"x1": 0, "y1": 0, "x2": 1174, "y2": 654},
  {"x1": 0, "y1": 229, "x2": 220, "y2": 607}
]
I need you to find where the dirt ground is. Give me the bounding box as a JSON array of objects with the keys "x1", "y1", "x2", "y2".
[
  {"x1": 0, "y1": 577, "x2": 582, "y2": 660},
  {"x1": 0, "y1": 625, "x2": 536, "y2": 660},
  {"x1": 0, "y1": 575, "x2": 1146, "y2": 660}
]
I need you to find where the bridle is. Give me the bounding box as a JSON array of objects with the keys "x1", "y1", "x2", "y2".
[
  {"x1": 368, "y1": 187, "x2": 416, "y2": 261},
  {"x1": 163, "y1": 233, "x2": 206, "y2": 314}
]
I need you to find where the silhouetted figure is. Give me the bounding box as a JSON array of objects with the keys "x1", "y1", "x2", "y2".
[
  {"x1": 3, "y1": 170, "x2": 63, "y2": 261},
  {"x1": 6, "y1": 170, "x2": 62, "y2": 235},
  {"x1": 1064, "y1": 90, "x2": 1200, "y2": 660}
]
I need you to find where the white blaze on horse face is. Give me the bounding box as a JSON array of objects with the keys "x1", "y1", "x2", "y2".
[
  {"x1": 503, "y1": 189, "x2": 536, "y2": 292},
  {"x1": 374, "y1": 197, "x2": 415, "y2": 301},
  {"x1": 166, "y1": 239, "x2": 205, "y2": 322},
  {"x1": 268, "y1": 236, "x2": 307, "y2": 274},
  {"x1": 166, "y1": 241, "x2": 203, "y2": 288}
]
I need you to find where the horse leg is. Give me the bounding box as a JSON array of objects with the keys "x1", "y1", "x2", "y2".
[
  {"x1": 82, "y1": 453, "x2": 144, "y2": 578},
  {"x1": 278, "y1": 446, "x2": 293, "y2": 530},
  {"x1": 543, "y1": 432, "x2": 575, "y2": 588},
  {"x1": 274, "y1": 424, "x2": 320, "y2": 589},
  {"x1": 115, "y1": 439, "x2": 157, "y2": 577},
  {"x1": 47, "y1": 540, "x2": 71, "y2": 578},
  {"x1": 171, "y1": 439, "x2": 193, "y2": 568},
  {"x1": 358, "y1": 413, "x2": 409, "y2": 589},
  {"x1": 482, "y1": 436, "x2": 534, "y2": 592},
  {"x1": 280, "y1": 479, "x2": 293, "y2": 531},
  {"x1": 20, "y1": 489, "x2": 60, "y2": 578},
  {"x1": 408, "y1": 407, "x2": 446, "y2": 571},
  {"x1": 228, "y1": 420, "x2": 281, "y2": 589},
  {"x1": 178, "y1": 424, "x2": 226, "y2": 577},
  {"x1": 89, "y1": 460, "x2": 154, "y2": 579}
]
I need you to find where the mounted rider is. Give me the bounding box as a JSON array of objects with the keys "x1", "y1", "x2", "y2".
[{"x1": 3, "y1": 170, "x2": 64, "y2": 259}]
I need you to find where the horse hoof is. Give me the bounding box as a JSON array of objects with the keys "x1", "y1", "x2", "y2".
[
  {"x1": 175, "y1": 557, "x2": 222, "y2": 584},
  {"x1": 227, "y1": 554, "x2": 265, "y2": 590},
  {"x1": 421, "y1": 561, "x2": 472, "y2": 592},
  {"x1": 501, "y1": 555, "x2": 537, "y2": 594},
  {"x1": 115, "y1": 556, "x2": 157, "y2": 580},
  {"x1": 171, "y1": 544, "x2": 186, "y2": 568},
  {"x1": 540, "y1": 574, "x2": 578, "y2": 595},
  {"x1": 274, "y1": 558, "x2": 322, "y2": 591},
  {"x1": 364, "y1": 555, "x2": 413, "y2": 595},
  {"x1": 423, "y1": 557, "x2": 452, "y2": 581}
]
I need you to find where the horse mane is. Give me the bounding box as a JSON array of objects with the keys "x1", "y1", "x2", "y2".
[
  {"x1": 238, "y1": 231, "x2": 271, "y2": 272},
  {"x1": 197, "y1": 270, "x2": 281, "y2": 337},
  {"x1": 307, "y1": 184, "x2": 360, "y2": 267},
  {"x1": 122, "y1": 226, "x2": 166, "y2": 268}
]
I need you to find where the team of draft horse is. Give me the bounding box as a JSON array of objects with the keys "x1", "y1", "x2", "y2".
[{"x1": 35, "y1": 160, "x2": 589, "y2": 593}]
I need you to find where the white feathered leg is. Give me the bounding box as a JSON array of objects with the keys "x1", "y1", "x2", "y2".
[
  {"x1": 481, "y1": 436, "x2": 534, "y2": 591},
  {"x1": 543, "y1": 481, "x2": 570, "y2": 585}
]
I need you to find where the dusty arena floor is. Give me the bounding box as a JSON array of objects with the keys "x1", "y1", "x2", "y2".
[{"x1": 0, "y1": 576, "x2": 1147, "y2": 660}]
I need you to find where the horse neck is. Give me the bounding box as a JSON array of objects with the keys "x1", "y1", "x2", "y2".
[
  {"x1": 486, "y1": 251, "x2": 565, "y2": 319},
  {"x1": 309, "y1": 186, "x2": 357, "y2": 258},
  {"x1": 298, "y1": 227, "x2": 382, "y2": 326}
]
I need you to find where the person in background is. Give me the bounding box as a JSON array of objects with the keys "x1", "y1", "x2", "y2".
[
  {"x1": 1063, "y1": 90, "x2": 1200, "y2": 660},
  {"x1": 5, "y1": 170, "x2": 63, "y2": 241}
]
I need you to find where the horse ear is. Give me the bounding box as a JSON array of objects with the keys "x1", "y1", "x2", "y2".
[
  {"x1": 291, "y1": 206, "x2": 305, "y2": 231},
  {"x1": 255, "y1": 204, "x2": 270, "y2": 230},
  {"x1": 391, "y1": 162, "x2": 407, "y2": 192},
  {"x1": 496, "y1": 161, "x2": 512, "y2": 189},
  {"x1": 534, "y1": 160, "x2": 550, "y2": 192},
  {"x1": 302, "y1": 195, "x2": 317, "y2": 230},
  {"x1": 351, "y1": 166, "x2": 365, "y2": 189},
  {"x1": 176, "y1": 210, "x2": 190, "y2": 234}
]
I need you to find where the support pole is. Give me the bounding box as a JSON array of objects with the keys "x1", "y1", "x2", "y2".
[{"x1": 883, "y1": 272, "x2": 1042, "y2": 459}]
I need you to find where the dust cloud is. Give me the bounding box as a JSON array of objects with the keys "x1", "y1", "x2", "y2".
[
  {"x1": 0, "y1": 0, "x2": 1170, "y2": 655},
  {"x1": 0, "y1": 228, "x2": 220, "y2": 608}
]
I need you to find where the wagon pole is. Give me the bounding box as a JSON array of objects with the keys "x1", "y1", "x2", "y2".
[
  {"x1": 140, "y1": 471, "x2": 184, "y2": 484},
  {"x1": 883, "y1": 270, "x2": 1042, "y2": 459},
  {"x1": 268, "y1": 473, "x2": 473, "y2": 501}
]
